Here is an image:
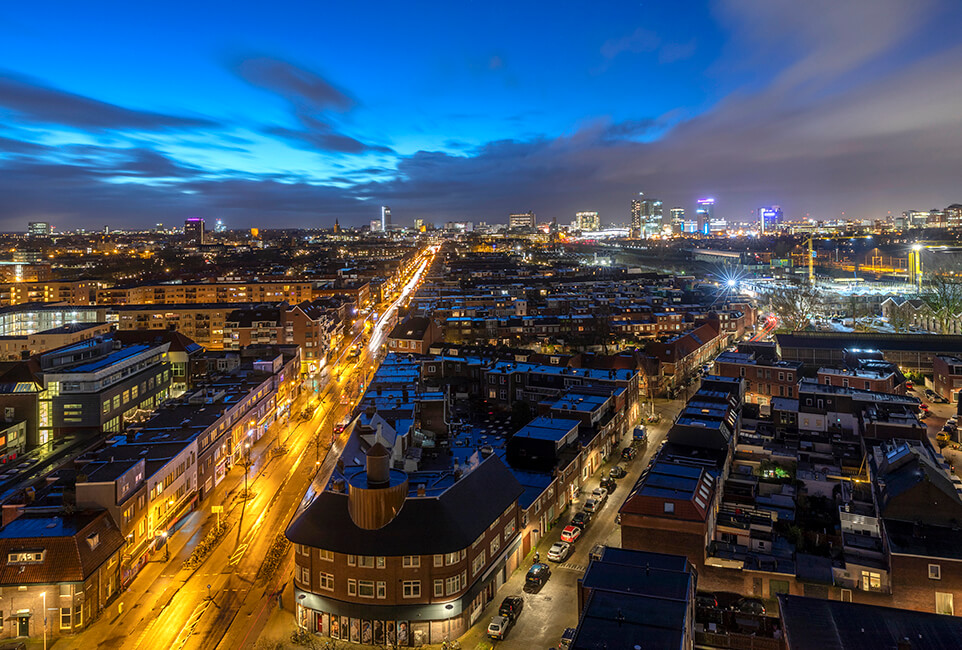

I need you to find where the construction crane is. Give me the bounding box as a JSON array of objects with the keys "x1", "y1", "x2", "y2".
[{"x1": 805, "y1": 235, "x2": 815, "y2": 285}]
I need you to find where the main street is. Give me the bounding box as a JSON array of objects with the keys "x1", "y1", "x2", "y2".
[{"x1": 53, "y1": 245, "x2": 436, "y2": 650}]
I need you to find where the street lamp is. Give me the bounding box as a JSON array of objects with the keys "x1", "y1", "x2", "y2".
[
  {"x1": 42, "y1": 590, "x2": 47, "y2": 650},
  {"x1": 243, "y1": 442, "x2": 251, "y2": 498},
  {"x1": 162, "y1": 531, "x2": 169, "y2": 562}
]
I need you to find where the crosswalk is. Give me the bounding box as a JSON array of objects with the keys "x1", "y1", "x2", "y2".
[{"x1": 559, "y1": 562, "x2": 587, "y2": 573}]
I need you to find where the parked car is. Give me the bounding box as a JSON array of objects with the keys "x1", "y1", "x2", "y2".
[
  {"x1": 621, "y1": 447, "x2": 637, "y2": 460},
  {"x1": 926, "y1": 388, "x2": 936, "y2": 398},
  {"x1": 547, "y1": 541, "x2": 571, "y2": 562},
  {"x1": 525, "y1": 563, "x2": 551, "y2": 589},
  {"x1": 600, "y1": 477, "x2": 617, "y2": 493},
  {"x1": 732, "y1": 597, "x2": 767, "y2": 615},
  {"x1": 589, "y1": 544, "x2": 605, "y2": 561},
  {"x1": 696, "y1": 592, "x2": 719, "y2": 609},
  {"x1": 499, "y1": 595, "x2": 524, "y2": 621},
  {"x1": 559, "y1": 627, "x2": 577, "y2": 649},
  {"x1": 609, "y1": 465, "x2": 627, "y2": 479},
  {"x1": 583, "y1": 497, "x2": 601, "y2": 513},
  {"x1": 571, "y1": 511, "x2": 591, "y2": 529},
  {"x1": 560, "y1": 525, "x2": 582, "y2": 543},
  {"x1": 487, "y1": 615, "x2": 512, "y2": 640},
  {"x1": 591, "y1": 487, "x2": 609, "y2": 504}
]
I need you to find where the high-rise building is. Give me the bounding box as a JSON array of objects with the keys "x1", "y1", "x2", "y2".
[
  {"x1": 414, "y1": 218, "x2": 424, "y2": 232},
  {"x1": 184, "y1": 217, "x2": 205, "y2": 244},
  {"x1": 381, "y1": 206, "x2": 391, "y2": 232},
  {"x1": 630, "y1": 194, "x2": 663, "y2": 237},
  {"x1": 27, "y1": 222, "x2": 51, "y2": 237},
  {"x1": 696, "y1": 198, "x2": 715, "y2": 235},
  {"x1": 509, "y1": 212, "x2": 536, "y2": 229},
  {"x1": 758, "y1": 206, "x2": 783, "y2": 234},
  {"x1": 575, "y1": 211, "x2": 600, "y2": 231},
  {"x1": 214, "y1": 219, "x2": 226, "y2": 233},
  {"x1": 669, "y1": 207, "x2": 685, "y2": 234},
  {"x1": 370, "y1": 219, "x2": 382, "y2": 232}
]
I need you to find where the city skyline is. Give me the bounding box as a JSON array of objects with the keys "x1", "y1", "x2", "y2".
[{"x1": 2, "y1": 1, "x2": 962, "y2": 229}]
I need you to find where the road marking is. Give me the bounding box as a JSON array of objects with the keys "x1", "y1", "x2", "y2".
[
  {"x1": 229, "y1": 543, "x2": 248, "y2": 565},
  {"x1": 560, "y1": 562, "x2": 587, "y2": 573},
  {"x1": 171, "y1": 599, "x2": 211, "y2": 650}
]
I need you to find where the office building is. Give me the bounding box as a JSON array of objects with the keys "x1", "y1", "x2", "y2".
[
  {"x1": 630, "y1": 194, "x2": 664, "y2": 237},
  {"x1": 184, "y1": 217, "x2": 205, "y2": 245},
  {"x1": 27, "y1": 222, "x2": 51, "y2": 237},
  {"x1": 758, "y1": 205, "x2": 783, "y2": 234},
  {"x1": 575, "y1": 211, "x2": 600, "y2": 231},
  {"x1": 508, "y1": 211, "x2": 536, "y2": 229},
  {"x1": 670, "y1": 207, "x2": 685, "y2": 234},
  {"x1": 695, "y1": 198, "x2": 714, "y2": 235},
  {"x1": 381, "y1": 206, "x2": 392, "y2": 232},
  {"x1": 214, "y1": 219, "x2": 226, "y2": 233}
]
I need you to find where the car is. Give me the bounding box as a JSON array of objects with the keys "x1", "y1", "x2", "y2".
[
  {"x1": 560, "y1": 525, "x2": 582, "y2": 543},
  {"x1": 591, "y1": 486, "x2": 609, "y2": 504},
  {"x1": 696, "y1": 592, "x2": 719, "y2": 609},
  {"x1": 926, "y1": 388, "x2": 936, "y2": 398},
  {"x1": 732, "y1": 597, "x2": 767, "y2": 615},
  {"x1": 547, "y1": 541, "x2": 571, "y2": 562},
  {"x1": 589, "y1": 544, "x2": 605, "y2": 561},
  {"x1": 571, "y1": 511, "x2": 591, "y2": 529},
  {"x1": 609, "y1": 464, "x2": 627, "y2": 479},
  {"x1": 937, "y1": 431, "x2": 951, "y2": 444},
  {"x1": 583, "y1": 497, "x2": 601, "y2": 513},
  {"x1": 906, "y1": 381, "x2": 914, "y2": 389},
  {"x1": 621, "y1": 446, "x2": 637, "y2": 460},
  {"x1": 525, "y1": 562, "x2": 551, "y2": 589},
  {"x1": 499, "y1": 595, "x2": 524, "y2": 621},
  {"x1": 487, "y1": 615, "x2": 512, "y2": 639},
  {"x1": 599, "y1": 477, "x2": 617, "y2": 493}
]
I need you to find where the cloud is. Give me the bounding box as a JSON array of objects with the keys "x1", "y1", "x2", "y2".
[
  {"x1": 601, "y1": 27, "x2": 659, "y2": 59},
  {"x1": 233, "y1": 55, "x2": 391, "y2": 155},
  {"x1": 0, "y1": 71, "x2": 218, "y2": 131},
  {"x1": 234, "y1": 56, "x2": 354, "y2": 113}
]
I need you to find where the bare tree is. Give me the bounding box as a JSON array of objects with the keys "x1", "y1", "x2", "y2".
[
  {"x1": 924, "y1": 272, "x2": 962, "y2": 334},
  {"x1": 885, "y1": 299, "x2": 912, "y2": 333},
  {"x1": 769, "y1": 282, "x2": 823, "y2": 331}
]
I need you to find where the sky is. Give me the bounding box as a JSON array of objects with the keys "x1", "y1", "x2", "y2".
[{"x1": 1, "y1": 0, "x2": 962, "y2": 231}]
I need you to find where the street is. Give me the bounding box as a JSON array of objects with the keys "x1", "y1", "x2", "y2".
[{"x1": 52, "y1": 247, "x2": 435, "y2": 650}]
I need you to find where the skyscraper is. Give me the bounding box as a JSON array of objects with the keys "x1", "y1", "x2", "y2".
[
  {"x1": 630, "y1": 198, "x2": 642, "y2": 236},
  {"x1": 696, "y1": 198, "x2": 715, "y2": 235},
  {"x1": 669, "y1": 207, "x2": 685, "y2": 234},
  {"x1": 630, "y1": 194, "x2": 663, "y2": 237},
  {"x1": 381, "y1": 206, "x2": 392, "y2": 232},
  {"x1": 214, "y1": 219, "x2": 226, "y2": 233},
  {"x1": 509, "y1": 212, "x2": 536, "y2": 229},
  {"x1": 184, "y1": 217, "x2": 205, "y2": 244},
  {"x1": 575, "y1": 211, "x2": 600, "y2": 231},
  {"x1": 758, "y1": 206, "x2": 783, "y2": 234}
]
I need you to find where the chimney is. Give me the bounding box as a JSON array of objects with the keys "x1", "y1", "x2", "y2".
[{"x1": 417, "y1": 484, "x2": 426, "y2": 497}]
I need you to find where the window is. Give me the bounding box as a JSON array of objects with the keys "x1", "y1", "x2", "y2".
[
  {"x1": 929, "y1": 564, "x2": 942, "y2": 580},
  {"x1": 861, "y1": 571, "x2": 881, "y2": 591},
  {"x1": 434, "y1": 579, "x2": 444, "y2": 597},
  {"x1": 298, "y1": 566, "x2": 310, "y2": 584},
  {"x1": 490, "y1": 536, "x2": 501, "y2": 556},
  {"x1": 473, "y1": 551, "x2": 486, "y2": 576},
  {"x1": 937, "y1": 592, "x2": 954, "y2": 616},
  {"x1": 376, "y1": 556, "x2": 385, "y2": 568},
  {"x1": 503, "y1": 519, "x2": 516, "y2": 539},
  {"x1": 113, "y1": 395, "x2": 120, "y2": 410},
  {"x1": 347, "y1": 555, "x2": 356, "y2": 566},
  {"x1": 376, "y1": 581, "x2": 386, "y2": 599},
  {"x1": 664, "y1": 502, "x2": 675, "y2": 514},
  {"x1": 102, "y1": 400, "x2": 110, "y2": 414},
  {"x1": 402, "y1": 580, "x2": 421, "y2": 598},
  {"x1": 446, "y1": 575, "x2": 461, "y2": 595},
  {"x1": 319, "y1": 573, "x2": 334, "y2": 591},
  {"x1": 319, "y1": 549, "x2": 333, "y2": 562},
  {"x1": 357, "y1": 555, "x2": 375, "y2": 568},
  {"x1": 60, "y1": 607, "x2": 71, "y2": 629},
  {"x1": 402, "y1": 555, "x2": 420, "y2": 568},
  {"x1": 840, "y1": 588, "x2": 853, "y2": 602},
  {"x1": 347, "y1": 579, "x2": 357, "y2": 596},
  {"x1": 433, "y1": 554, "x2": 443, "y2": 567},
  {"x1": 445, "y1": 552, "x2": 460, "y2": 566},
  {"x1": 358, "y1": 580, "x2": 375, "y2": 598}
]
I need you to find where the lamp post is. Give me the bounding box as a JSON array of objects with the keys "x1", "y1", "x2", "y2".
[
  {"x1": 244, "y1": 441, "x2": 251, "y2": 498},
  {"x1": 162, "y1": 531, "x2": 169, "y2": 562},
  {"x1": 42, "y1": 590, "x2": 47, "y2": 650}
]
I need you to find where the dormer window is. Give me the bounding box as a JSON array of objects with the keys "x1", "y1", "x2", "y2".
[
  {"x1": 8, "y1": 550, "x2": 44, "y2": 564},
  {"x1": 86, "y1": 533, "x2": 100, "y2": 551}
]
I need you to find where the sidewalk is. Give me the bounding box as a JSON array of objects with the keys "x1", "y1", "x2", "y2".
[{"x1": 51, "y1": 388, "x2": 317, "y2": 650}]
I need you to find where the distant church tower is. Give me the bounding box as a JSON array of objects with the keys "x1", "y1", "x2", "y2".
[{"x1": 333, "y1": 218, "x2": 341, "y2": 234}]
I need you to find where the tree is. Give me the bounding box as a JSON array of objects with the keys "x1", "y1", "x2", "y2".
[
  {"x1": 886, "y1": 300, "x2": 912, "y2": 333},
  {"x1": 769, "y1": 281, "x2": 823, "y2": 331},
  {"x1": 924, "y1": 272, "x2": 962, "y2": 334}
]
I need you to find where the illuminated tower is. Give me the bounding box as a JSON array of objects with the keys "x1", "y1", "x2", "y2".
[
  {"x1": 184, "y1": 217, "x2": 205, "y2": 244},
  {"x1": 696, "y1": 198, "x2": 715, "y2": 235},
  {"x1": 381, "y1": 206, "x2": 391, "y2": 232}
]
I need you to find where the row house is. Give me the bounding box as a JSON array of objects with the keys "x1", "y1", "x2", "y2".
[{"x1": 96, "y1": 281, "x2": 315, "y2": 306}]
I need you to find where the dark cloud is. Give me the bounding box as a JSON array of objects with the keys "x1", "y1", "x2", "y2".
[
  {"x1": 234, "y1": 56, "x2": 354, "y2": 112},
  {"x1": 0, "y1": 71, "x2": 218, "y2": 131},
  {"x1": 266, "y1": 116, "x2": 393, "y2": 155}
]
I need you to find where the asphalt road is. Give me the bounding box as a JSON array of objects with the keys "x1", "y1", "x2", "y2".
[{"x1": 54, "y1": 247, "x2": 434, "y2": 650}]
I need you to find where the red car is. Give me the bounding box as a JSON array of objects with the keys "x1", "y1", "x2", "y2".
[{"x1": 560, "y1": 525, "x2": 582, "y2": 543}]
